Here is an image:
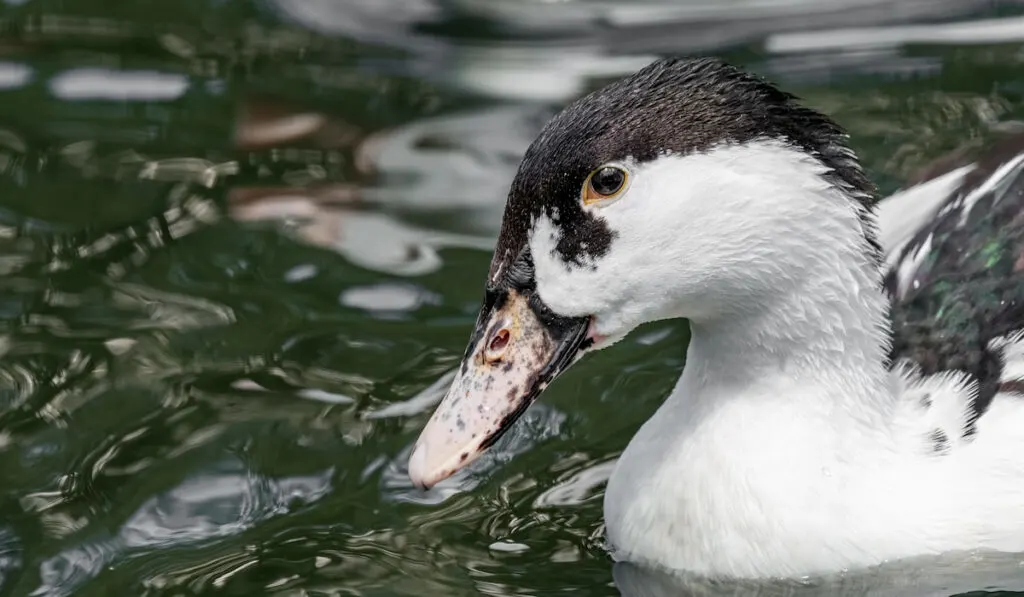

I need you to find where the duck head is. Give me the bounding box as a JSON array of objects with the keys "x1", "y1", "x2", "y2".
[{"x1": 408, "y1": 57, "x2": 876, "y2": 489}]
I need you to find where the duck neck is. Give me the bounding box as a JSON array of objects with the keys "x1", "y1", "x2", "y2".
[
  {"x1": 603, "y1": 217, "x2": 902, "y2": 574},
  {"x1": 603, "y1": 236, "x2": 902, "y2": 576},
  {"x1": 679, "y1": 223, "x2": 895, "y2": 440}
]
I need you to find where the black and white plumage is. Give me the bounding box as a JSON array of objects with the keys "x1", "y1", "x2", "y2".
[
  {"x1": 882, "y1": 132, "x2": 1024, "y2": 432},
  {"x1": 490, "y1": 58, "x2": 878, "y2": 278},
  {"x1": 410, "y1": 57, "x2": 1024, "y2": 579}
]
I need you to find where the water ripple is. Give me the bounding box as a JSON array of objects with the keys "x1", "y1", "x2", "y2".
[
  {"x1": 120, "y1": 462, "x2": 334, "y2": 548},
  {"x1": 0, "y1": 526, "x2": 22, "y2": 593},
  {"x1": 381, "y1": 402, "x2": 567, "y2": 505}
]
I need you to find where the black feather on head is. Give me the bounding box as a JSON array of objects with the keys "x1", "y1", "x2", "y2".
[{"x1": 489, "y1": 57, "x2": 878, "y2": 290}]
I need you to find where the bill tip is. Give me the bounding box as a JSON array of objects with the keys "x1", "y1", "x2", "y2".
[{"x1": 408, "y1": 443, "x2": 432, "y2": 490}]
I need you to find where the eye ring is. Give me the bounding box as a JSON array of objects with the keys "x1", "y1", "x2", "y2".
[{"x1": 582, "y1": 165, "x2": 629, "y2": 205}]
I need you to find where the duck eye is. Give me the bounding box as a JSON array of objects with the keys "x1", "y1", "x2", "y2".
[{"x1": 583, "y1": 165, "x2": 628, "y2": 205}]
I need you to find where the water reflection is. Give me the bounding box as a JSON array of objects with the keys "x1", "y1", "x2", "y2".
[
  {"x1": 613, "y1": 555, "x2": 1024, "y2": 597},
  {"x1": 232, "y1": 198, "x2": 493, "y2": 276},
  {"x1": 359, "y1": 106, "x2": 544, "y2": 223},
  {"x1": 0, "y1": 527, "x2": 21, "y2": 592},
  {"x1": 124, "y1": 464, "x2": 332, "y2": 546}
]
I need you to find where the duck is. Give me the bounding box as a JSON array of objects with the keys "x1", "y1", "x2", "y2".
[{"x1": 406, "y1": 56, "x2": 1024, "y2": 579}]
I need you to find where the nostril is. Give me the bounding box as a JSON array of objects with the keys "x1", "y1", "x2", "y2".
[{"x1": 489, "y1": 328, "x2": 510, "y2": 353}]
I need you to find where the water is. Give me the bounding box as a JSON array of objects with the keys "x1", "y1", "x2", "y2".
[{"x1": 2, "y1": 1, "x2": 1024, "y2": 595}]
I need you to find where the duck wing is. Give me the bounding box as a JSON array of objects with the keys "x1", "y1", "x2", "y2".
[{"x1": 881, "y1": 132, "x2": 1024, "y2": 429}]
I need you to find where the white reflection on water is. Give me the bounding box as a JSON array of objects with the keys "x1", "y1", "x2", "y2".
[
  {"x1": 0, "y1": 62, "x2": 32, "y2": 90},
  {"x1": 268, "y1": 0, "x2": 444, "y2": 52},
  {"x1": 49, "y1": 68, "x2": 190, "y2": 101},
  {"x1": 364, "y1": 369, "x2": 455, "y2": 420},
  {"x1": 232, "y1": 105, "x2": 542, "y2": 275},
  {"x1": 121, "y1": 465, "x2": 333, "y2": 547},
  {"x1": 445, "y1": 46, "x2": 656, "y2": 102},
  {"x1": 339, "y1": 282, "x2": 442, "y2": 315},
  {"x1": 273, "y1": 0, "x2": 994, "y2": 103},
  {"x1": 361, "y1": 106, "x2": 545, "y2": 222},
  {"x1": 769, "y1": 15, "x2": 1024, "y2": 54},
  {"x1": 29, "y1": 463, "x2": 333, "y2": 596},
  {"x1": 534, "y1": 459, "x2": 616, "y2": 508},
  {"x1": 614, "y1": 553, "x2": 1024, "y2": 597},
  {"x1": 233, "y1": 200, "x2": 494, "y2": 276}
]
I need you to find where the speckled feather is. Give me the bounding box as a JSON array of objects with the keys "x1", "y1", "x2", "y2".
[{"x1": 885, "y1": 132, "x2": 1024, "y2": 430}]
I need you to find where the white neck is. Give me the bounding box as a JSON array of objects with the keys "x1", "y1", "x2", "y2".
[
  {"x1": 603, "y1": 171, "x2": 907, "y2": 578},
  {"x1": 682, "y1": 222, "x2": 894, "y2": 433}
]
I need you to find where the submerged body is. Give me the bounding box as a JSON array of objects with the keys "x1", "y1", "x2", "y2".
[{"x1": 409, "y1": 58, "x2": 1024, "y2": 578}]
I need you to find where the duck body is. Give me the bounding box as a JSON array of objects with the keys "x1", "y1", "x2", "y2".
[
  {"x1": 409, "y1": 58, "x2": 1024, "y2": 579},
  {"x1": 598, "y1": 135, "x2": 1024, "y2": 578}
]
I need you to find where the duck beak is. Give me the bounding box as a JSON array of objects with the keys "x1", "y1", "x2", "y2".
[{"x1": 408, "y1": 288, "x2": 589, "y2": 489}]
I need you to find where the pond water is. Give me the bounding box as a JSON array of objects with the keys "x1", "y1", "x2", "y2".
[{"x1": 2, "y1": 1, "x2": 1024, "y2": 595}]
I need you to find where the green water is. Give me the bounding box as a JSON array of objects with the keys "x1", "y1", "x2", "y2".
[{"x1": 2, "y1": 1, "x2": 1024, "y2": 595}]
